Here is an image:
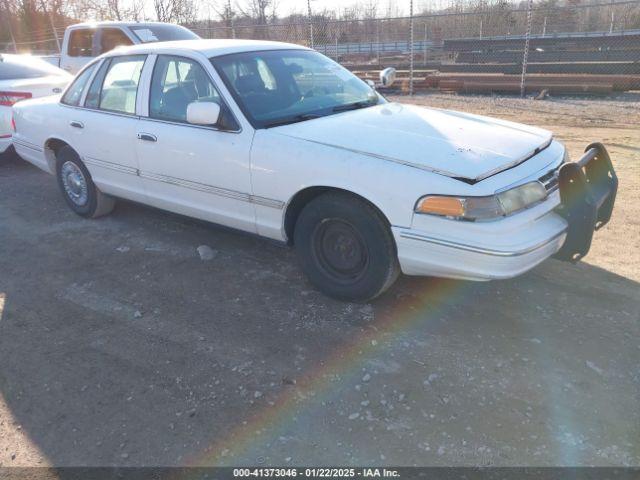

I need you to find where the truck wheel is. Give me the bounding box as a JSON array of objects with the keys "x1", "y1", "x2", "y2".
[
  {"x1": 55, "y1": 145, "x2": 115, "y2": 218},
  {"x1": 294, "y1": 192, "x2": 400, "y2": 302}
]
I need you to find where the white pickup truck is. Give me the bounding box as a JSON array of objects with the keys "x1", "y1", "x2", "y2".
[{"x1": 42, "y1": 21, "x2": 199, "y2": 74}]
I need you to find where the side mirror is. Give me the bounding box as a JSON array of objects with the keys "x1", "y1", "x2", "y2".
[
  {"x1": 186, "y1": 102, "x2": 220, "y2": 126},
  {"x1": 379, "y1": 67, "x2": 396, "y2": 87}
]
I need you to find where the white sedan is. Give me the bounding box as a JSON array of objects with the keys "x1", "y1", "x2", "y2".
[
  {"x1": 0, "y1": 54, "x2": 71, "y2": 154},
  {"x1": 11, "y1": 40, "x2": 617, "y2": 301}
]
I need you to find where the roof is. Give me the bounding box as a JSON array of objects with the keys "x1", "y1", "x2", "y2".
[
  {"x1": 102, "y1": 39, "x2": 309, "y2": 58},
  {"x1": 67, "y1": 21, "x2": 184, "y2": 29}
]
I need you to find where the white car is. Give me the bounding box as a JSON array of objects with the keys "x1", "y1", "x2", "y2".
[
  {"x1": 0, "y1": 54, "x2": 71, "y2": 155},
  {"x1": 11, "y1": 40, "x2": 617, "y2": 301}
]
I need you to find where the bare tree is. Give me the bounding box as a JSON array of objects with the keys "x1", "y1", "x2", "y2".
[
  {"x1": 212, "y1": 0, "x2": 234, "y2": 28},
  {"x1": 154, "y1": 0, "x2": 196, "y2": 23},
  {"x1": 238, "y1": 0, "x2": 276, "y2": 25}
]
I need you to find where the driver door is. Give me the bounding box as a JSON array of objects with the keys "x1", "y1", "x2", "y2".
[{"x1": 135, "y1": 54, "x2": 256, "y2": 233}]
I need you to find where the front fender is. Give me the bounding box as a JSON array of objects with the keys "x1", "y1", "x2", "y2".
[{"x1": 250, "y1": 129, "x2": 464, "y2": 241}]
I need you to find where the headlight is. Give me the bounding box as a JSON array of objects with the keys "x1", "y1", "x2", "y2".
[{"x1": 416, "y1": 181, "x2": 547, "y2": 220}]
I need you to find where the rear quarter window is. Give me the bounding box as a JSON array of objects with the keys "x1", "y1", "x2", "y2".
[{"x1": 61, "y1": 63, "x2": 98, "y2": 106}]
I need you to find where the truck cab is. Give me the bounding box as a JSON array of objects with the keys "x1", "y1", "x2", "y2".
[{"x1": 56, "y1": 22, "x2": 199, "y2": 74}]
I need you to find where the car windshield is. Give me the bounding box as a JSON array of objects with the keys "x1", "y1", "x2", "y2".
[
  {"x1": 128, "y1": 24, "x2": 199, "y2": 43},
  {"x1": 0, "y1": 55, "x2": 68, "y2": 80},
  {"x1": 211, "y1": 49, "x2": 382, "y2": 128}
]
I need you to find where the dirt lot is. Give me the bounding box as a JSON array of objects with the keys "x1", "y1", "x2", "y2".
[{"x1": 0, "y1": 93, "x2": 638, "y2": 468}]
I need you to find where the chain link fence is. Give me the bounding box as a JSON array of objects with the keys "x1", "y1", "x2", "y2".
[
  {"x1": 186, "y1": 1, "x2": 640, "y2": 96},
  {"x1": 3, "y1": 1, "x2": 639, "y2": 96}
]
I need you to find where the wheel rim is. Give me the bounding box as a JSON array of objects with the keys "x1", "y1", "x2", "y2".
[
  {"x1": 312, "y1": 218, "x2": 369, "y2": 284},
  {"x1": 60, "y1": 161, "x2": 88, "y2": 206}
]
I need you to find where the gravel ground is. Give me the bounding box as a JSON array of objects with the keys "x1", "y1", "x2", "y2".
[{"x1": 0, "y1": 94, "x2": 638, "y2": 468}]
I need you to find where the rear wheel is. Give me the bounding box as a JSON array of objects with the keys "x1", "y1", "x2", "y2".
[
  {"x1": 294, "y1": 192, "x2": 400, "y2": 301},
  {"x1": 55, "y1": 145, "x2": 115, "y2": 218}
]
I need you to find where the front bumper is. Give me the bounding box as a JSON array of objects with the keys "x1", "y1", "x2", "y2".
[{"x1": 394, "y1": 143, "x2": 617, "y2": 280}]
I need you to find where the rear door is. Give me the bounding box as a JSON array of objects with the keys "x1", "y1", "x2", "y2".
[{"x1": 61, "y1": 55, "x2": 147, "y2": 201}]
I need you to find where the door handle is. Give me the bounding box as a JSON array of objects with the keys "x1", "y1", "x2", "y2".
[
  {"x1": 137, "y1": 133, "x2": 157, "y2": 142},
  {"x1": 63, "y1": 66, "x2": 72, "y2": 71},
  {"x1": 70, "y1": 121, "x2": 84, "y2": 129}
]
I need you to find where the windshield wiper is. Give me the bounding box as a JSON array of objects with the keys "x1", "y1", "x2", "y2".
[
  {"x1": 263, "y1": 113, "x2": 323, "y2": 129},
  {"x1": 332, "y1": 100, "x2": 377, "y2": 113}
]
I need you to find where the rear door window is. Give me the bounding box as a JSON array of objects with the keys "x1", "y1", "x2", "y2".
[
  {"x1": 68, "y1": 29, "x2": 95, "y2": 57},
  {"x1": 97, "y1": 55, "x2": 146, "y2": 114},
  {"x1": 61, "y1": 62, "x2": 97, "y2": 106}
]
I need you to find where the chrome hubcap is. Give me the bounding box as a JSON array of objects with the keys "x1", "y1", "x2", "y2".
[{"x1": 61, "y1": 161, "x2": 88, "y2": 206}]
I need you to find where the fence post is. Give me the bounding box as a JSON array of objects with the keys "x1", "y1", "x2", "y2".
[
  {"x1": 609, "y1": 8, "x2": 615, "y2": 33},
  {"x1": 409, "y1": 0, "x2": 414, "y2": 96},
  {"x1": 520, "y1": 0, "x2": 533, "y2": 98},
  {"x1": 423, "y1": 23, "x2": 427, "y2": 66},
  {"x1": 307, "y1": 0, "x2": 314, "y2": 49},
  {"x1": 376, "y1": 20, "x2": 380, "y2": 65}
]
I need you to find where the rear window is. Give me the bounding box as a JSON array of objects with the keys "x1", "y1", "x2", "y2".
[
  {"x1": 0, "y1": 55, "x2": 67, "y2": 80},
  {"x1": 128, "y1": 25, "x2": 199, "y2": 43},
  {"x1": 99, "y1": 28, "x2": 133, "y2": 55}
]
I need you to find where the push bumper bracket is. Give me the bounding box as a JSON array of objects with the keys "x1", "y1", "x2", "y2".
[{"x1": 554, "y1": 142, "x2": 618, "y2": 263}]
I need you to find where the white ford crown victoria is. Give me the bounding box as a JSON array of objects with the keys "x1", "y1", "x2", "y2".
[{"x1": 12, "y1": 40, "x2": 617, "y2": 301}]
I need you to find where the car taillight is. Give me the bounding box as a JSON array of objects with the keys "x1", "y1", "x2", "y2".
[
  {"x1": 0, "y1": 91, "x2": 32, "y2": 107},
  {"x1": 11, "y1": 115, "x2": 16, "y2": 132}
]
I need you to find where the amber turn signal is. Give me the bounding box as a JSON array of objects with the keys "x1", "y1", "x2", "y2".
[{"x1": 415, "y1": 196, "x2": 465, "y2": 217}]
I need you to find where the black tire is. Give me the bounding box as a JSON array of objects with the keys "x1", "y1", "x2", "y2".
[
  {"x1": 55, "y1": 145, "x2": 115, "y2": 218},
  {"x1": 0, "y1": 145, "x2": 17, "y2": 162},
  {"x1": 294, "y1": 191, "x2": 400, "y2": 302}
]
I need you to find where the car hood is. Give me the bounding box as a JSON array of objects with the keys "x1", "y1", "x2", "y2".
[{"x1": 272, "y1": 102, "x2": 553, "y2": 182}]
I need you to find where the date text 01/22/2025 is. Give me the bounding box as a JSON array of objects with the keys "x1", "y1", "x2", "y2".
[{"x1": 233, "y1": 468, "x2": 401, "y2": 477}]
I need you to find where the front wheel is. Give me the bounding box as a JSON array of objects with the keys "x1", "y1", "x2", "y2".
[
  {"x1": 294, "y1": 192, "x2": 400, "y2": 301},
  {"x1": 55, "y1": 145, "x2": 115, "y2": 218}
]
